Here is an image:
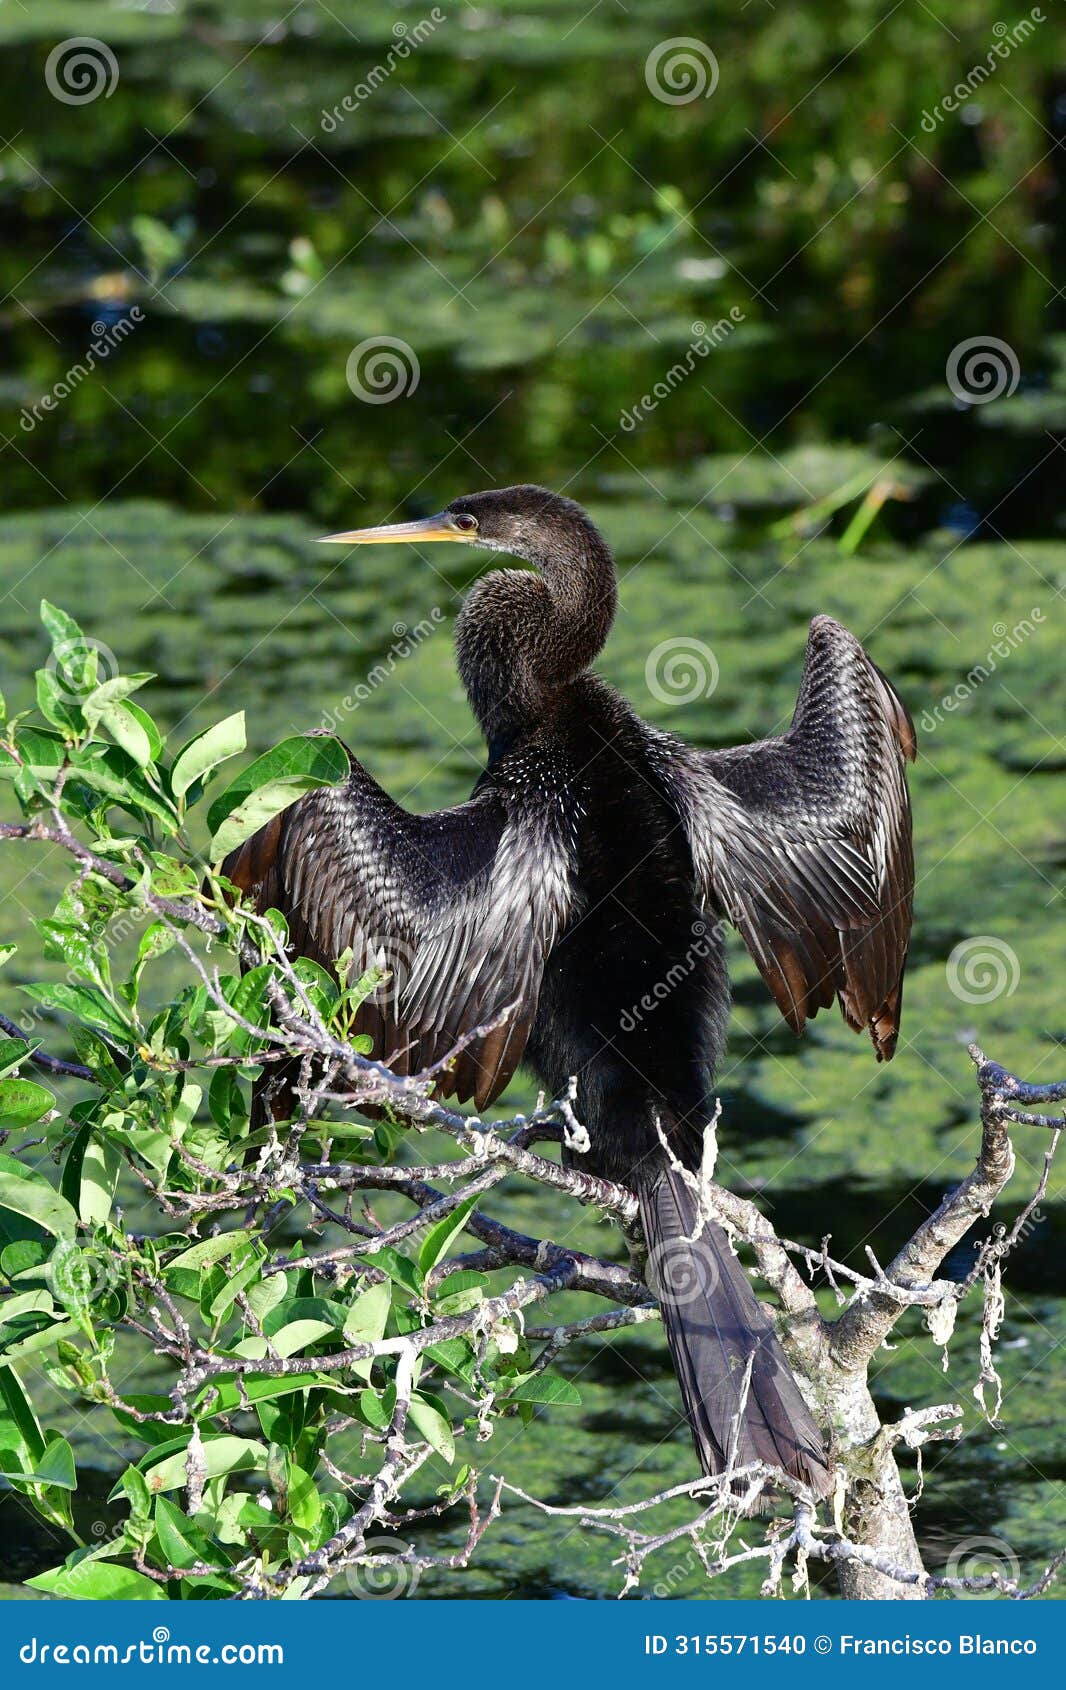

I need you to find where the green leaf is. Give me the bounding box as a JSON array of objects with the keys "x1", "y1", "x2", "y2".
[
  {"x1": 33, "y1": 1435, "x2": 77, "y2": 1489},
  {"x1": 39, "y1": 603, "x2": 95, "y2": 690},
  {"x1": 0, "y1": 1363, "x2": 47, "y2": 1463},
  {"x1": 409, "y1": 1391, "x2": 455, "y2": 1462},
  {"x1": 67, "y1": 743, "x2": 176, "y2": 827},
  {"x1": 285, "y1": 1463, "x2": 321, "y2": 1532},
  {"x1": 225, "y1": 964, "x2": 273, "y2": 1052},
  {"x1": 28, "y1": 1560, "x2": 166, "y2": 1600},
  {"x1": 1, "y1": 1238, "x2": 51, "y2": 1280},
  {"x1": 261, "y1": 1296, "x2": 346, "y2": 1338},
  {"x1": 70, "y1": 1027, "x2": 125, "y2": 1088},
  {"x1": 208, "y1": 735, "x2": 349, "y2": 860},
  {"x1": 257, "y1": 1319, "x2": 337, "y2": 1359},
  {"x1": 207, "y1": 1065, "x2": 242, "y2": 1132},
  {"x1": 0, "y1": 1170, "x2": 77, "y2": 1240},
  {"x1": 46, "y1": 1239, "x2": 114, "y2": 1317},
  {"x1": 342, "y1": 1280, "x2": 391, "y2": 1347},
  {"x1": 122, "y1": 699, "x2": 164, "y2": 764},
  {"x1": 0, "y1": 1289, "x2": 53, "y2": 1329},
  {"x1": 98, "y1": 702, "x2": 153, "y2": 768},
  {"x1": 292, "y1": 956, "x2": 340, "y2": 1016},
  {"x1": 432, "y1": 1273, "x2": 487, "y2": 1317},
  {"x1": 81, "y1": 673, "x2": 154, "y2": 731},
  {"x1": 0, "y1": 1078, "x2": 54, "y2": 1129},
  {"x1": 108, "y1": 1396, "x2": 187, "y2": 1449},
  {"x1": 506, "y1": 1373, "x2": 582, "y2": 1407},
  {"x1": 359, "y1": 1388, "x2": 390, "y2": 1430},
  {"x1": 418, "y1": 1193, "x2": 481, "y2": 1277},
  {"x1": 35, "y1": 668, "x2": 81, "y2": 734},
  {"x1": 0, "y1": 1319, "x2": 80, "y2": 1363},
  {"x1": 117, "y1": 1464, "x2": 152, "y2": 1519},
  {"x1": 62, "y1": 1125, "x2": 121, "y2": 1226},
  {"x1": 5, "y1": 725, "x2": 65, "y2": 779},
  {"x1": 130, "y1": 920, "x2": 177, "y2": 998},
  {"x1": 202, "y1": 1253, "x2": 261, "y2": 1326},
  {"x1": 245, "y1": 1272, "x2": 287, "y2": 1323},
  {"x1": 143, "y1": 1434, "x2": 268, "y2": 1495},
  {"x1": 359, "y1": 1246, "x2": 423, "y2": 1298},
  {"x1": 165, "y1": 1231, "x2": 250, "y2": 1276},
  {"x1": 192, "y1": 1372, "x2": 327, "y2": 1418},
  {"x1": 0, "y1": 1039, "x2": 32, "y2": 1084},
  {"x1": 155, "y1": 1496, "x2": 220, "y2": 1571},
  {"x1": 20, "y1": 981, "x2": 134, "y2": 1045},
  {"x1": 172, "y1": 712, "x2": 246, "y2": 800}
]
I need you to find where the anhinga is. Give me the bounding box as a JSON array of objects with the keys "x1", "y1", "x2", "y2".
[{"x1": 225, "y1": 485, "x2": 915, "y2": 1496}]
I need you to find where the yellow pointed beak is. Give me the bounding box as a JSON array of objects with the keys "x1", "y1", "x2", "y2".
[{"x1": 317, "y1": 512, "x2": 466, "y2": 545}]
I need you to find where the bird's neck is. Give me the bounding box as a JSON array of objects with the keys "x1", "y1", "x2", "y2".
[{"x1": 456, "y1": 526, "x2": 618, "y2": 761}]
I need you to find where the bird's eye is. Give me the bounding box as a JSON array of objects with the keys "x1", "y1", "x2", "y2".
[{"x1": 453, "y1": 513, "x2": 478, "y2": 534}]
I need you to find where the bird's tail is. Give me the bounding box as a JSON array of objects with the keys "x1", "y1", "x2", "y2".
[{"x1": 640, "y1": 1163, "x2": 831, "y2": 1497}]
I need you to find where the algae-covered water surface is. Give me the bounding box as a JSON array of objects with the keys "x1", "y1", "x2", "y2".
[{"x1": 0, "y1": 0, "x2": 1062, "y2": 1599}]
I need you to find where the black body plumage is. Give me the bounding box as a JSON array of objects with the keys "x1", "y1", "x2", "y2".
[{"x1": 225, "y1": 484, "x2": 916, "y2": 1497}]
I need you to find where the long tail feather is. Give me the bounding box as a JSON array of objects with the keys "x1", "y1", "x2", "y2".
[{"x1": 641, "y1": 1164, "x2": 830, "y2": 1496}]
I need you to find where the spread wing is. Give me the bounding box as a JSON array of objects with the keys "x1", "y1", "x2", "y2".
[
  {"x1": 222, "y1": 754, "x2": 575, "y2": 1109},
  {"x1": 658, "y1": 615, "x2": 915, "y2": 1060}
]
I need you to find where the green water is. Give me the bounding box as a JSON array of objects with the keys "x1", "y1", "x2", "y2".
[{"x1": 0, "y1": 0, "x2": 1063, "y2": 1599}]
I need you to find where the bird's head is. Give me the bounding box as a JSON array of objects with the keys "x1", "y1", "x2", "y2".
[
  {"x1": 319, "y1": 485, "x2": 617, "y2": 752},
  {"x1": 318, "y1": 483, "x2": 608, "y2": 572}
]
